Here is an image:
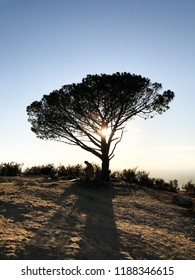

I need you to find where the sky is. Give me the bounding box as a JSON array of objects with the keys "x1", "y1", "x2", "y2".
[{"x1": 0, "y1": 0, "x2": 194, "y2": 185}]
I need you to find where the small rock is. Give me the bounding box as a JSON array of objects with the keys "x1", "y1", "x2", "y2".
[
  {"x1": 0, "y1": 191, "x2": 5, "y2": 196},
  {"x1": 172, "y1": 195, "x2": 193, "y2": 208}
]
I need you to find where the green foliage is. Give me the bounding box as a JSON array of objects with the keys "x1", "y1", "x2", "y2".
[
  {"x1": 182, "y1": 181, "x2": 195, "y2": 195},
  {"x1": 0, "y1": 162, "x2": 23, "y2": 176}
]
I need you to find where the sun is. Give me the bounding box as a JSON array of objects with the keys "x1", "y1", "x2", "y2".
[{"x1": 101, "y1": 127, "x2": 111, "y2": 138}]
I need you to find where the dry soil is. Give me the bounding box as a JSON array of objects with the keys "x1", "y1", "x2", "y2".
[{"x1": 0, "y1": 176, "x2": 194, "y2": 259}]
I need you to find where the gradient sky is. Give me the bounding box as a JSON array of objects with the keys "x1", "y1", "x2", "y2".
[{"x1": 0, "y1": 0, "x2": 194, "y2": 184}]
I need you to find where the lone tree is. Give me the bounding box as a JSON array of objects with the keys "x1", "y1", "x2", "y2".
[{"x1": 27, "y1": 72, "x2": 174, "y2": 181}]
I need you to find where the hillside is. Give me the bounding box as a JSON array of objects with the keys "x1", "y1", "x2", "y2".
[{"x1": 0, "y1": 176, "x2": 194, "y2": 260}]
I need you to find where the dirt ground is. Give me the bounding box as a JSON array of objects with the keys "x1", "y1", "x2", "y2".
[{"x1": 0, "y1": 176, "x2": 194, "y2": 260}]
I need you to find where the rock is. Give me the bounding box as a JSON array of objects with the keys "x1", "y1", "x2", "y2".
[{"x1": 172, "y1": 195, "x2": 193, "y2": 208}]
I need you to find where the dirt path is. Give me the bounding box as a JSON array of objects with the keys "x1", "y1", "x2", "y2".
[{"x1": 0, "y1": 177, "x2": 194, "y2": 259}]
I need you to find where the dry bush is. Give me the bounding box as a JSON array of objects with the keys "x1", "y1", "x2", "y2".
[{"x1": 0, "y1": 162, "x2": 23, "y2": 176}]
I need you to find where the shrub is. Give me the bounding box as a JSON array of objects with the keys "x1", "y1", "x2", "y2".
[
  {"x1": 152, "y1": 178, "x2": 177, "y2": 192},
  {"x1": 153, "y1": 178, "x2": 166, "y2": 189},
  {"x1": 40, "y1": 164, "x2": 55, "y2": 175},
  {"x1": 0, "y1": 162, "x2": 23, "y2": 176},
  {"x1": 110, "y1": 171, "x2": 123, "y2": 180},
  {"x1": 136, "y1": 170, "x2": 154, "y2": 187},
  {"x1": 0, "y1": 163, "x2": 7, "y2": 176},
  {"x1": 168, "y1": 179, "x2": 179, "y2": 192},
  {"x1": 57, "y1": 164, "x2": 84, "y2": 178},
  {"x1": 24, "y1": 166, "x2": 41, "y2": 175},
  {"x1": 92, "y1": 163, "x2": 102, "y2": 180},
  {"x1": 24, "y1": 164, "x2": 85, "y2": 178},
  {"x1": 122, "y1": 168, "x2": 138, "y2": 183},
  {"x1": 24, "y1": 164, "x2": 55, "y2": 175},
  {"x1": 154, "y1": 178, "x2": 166, "y2": 187},
  {"x1": 57, "y1": 165, "x2": 67, "y2": 177},
  {"x1": 182, "y1": 181, "x2": 195, "y2": 195}
]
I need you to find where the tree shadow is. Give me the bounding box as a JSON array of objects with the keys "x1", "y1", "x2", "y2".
[
  {"x1": 70, "y1": 182, "x2": 122, "y2": 259},
  {"x1": 18, "y1": 180, "x2": 123, "y2": 259}
]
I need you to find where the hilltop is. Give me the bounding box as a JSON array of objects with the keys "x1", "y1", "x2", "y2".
[{"x1": 0, "y1": 176, "x2": 194, "y2": 259}]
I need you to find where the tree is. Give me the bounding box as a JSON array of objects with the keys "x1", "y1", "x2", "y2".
[{"x1": 27, "y1": 72, "x2": 174, "y2": 181}]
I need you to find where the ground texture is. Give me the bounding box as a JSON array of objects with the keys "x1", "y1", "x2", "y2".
[{"x1": 0, "y1": 176, "x2": 194, "y2": 260}]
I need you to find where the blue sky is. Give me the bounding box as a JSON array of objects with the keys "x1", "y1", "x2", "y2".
[{"x1": 0, "y1": 0, "x2": 194, "y2": 184}]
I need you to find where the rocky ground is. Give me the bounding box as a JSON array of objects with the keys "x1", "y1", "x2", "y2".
[{"x1": 0, "y1": 176, "x2": 194, "y2": 260}]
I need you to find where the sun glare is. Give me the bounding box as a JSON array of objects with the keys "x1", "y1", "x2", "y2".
[{"x1": 101, "y1": 127, "x2": 111, "y2": 137}]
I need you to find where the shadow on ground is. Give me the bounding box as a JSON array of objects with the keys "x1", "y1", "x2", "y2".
[
  {"x1": 16, "y1": 180, "x2": 123, "y2": 259},
  {"x1": 0, "y1": 177, "x2": 194, "y2": 260}
]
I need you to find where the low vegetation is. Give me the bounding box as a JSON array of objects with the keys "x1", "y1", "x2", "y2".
[
  {"x1": 0, "y1": 162, "x2": 23, "y2": 176},
  {"x1": 0, "y1": 162, "x2": 194, "y2": 259},
  {"x1": 182, "y1": 181, "x2": 195, "y2": 195},
  {"x1": 111, "y1": 168, "x2": 180, "y2": 192},
  {"x1": 0, "y1": 162, "x2": 194, "y2": 194}
]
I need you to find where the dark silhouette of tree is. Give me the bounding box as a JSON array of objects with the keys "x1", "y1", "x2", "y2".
[{"x1": 26, "y1": 72, "x2": 174, "y2": 181}]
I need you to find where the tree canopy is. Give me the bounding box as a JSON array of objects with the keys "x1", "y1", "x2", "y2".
[{"x1": 27, "y1": 72, "x2": 174, "y2": 181}]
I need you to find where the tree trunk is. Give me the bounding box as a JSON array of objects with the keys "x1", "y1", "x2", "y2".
[
  {"x1": 100, "y1": 132, "x2": 110, "y2": 182},
  {"x1": 101, "y1": 156, "x2": 110, "y2": 182}
]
